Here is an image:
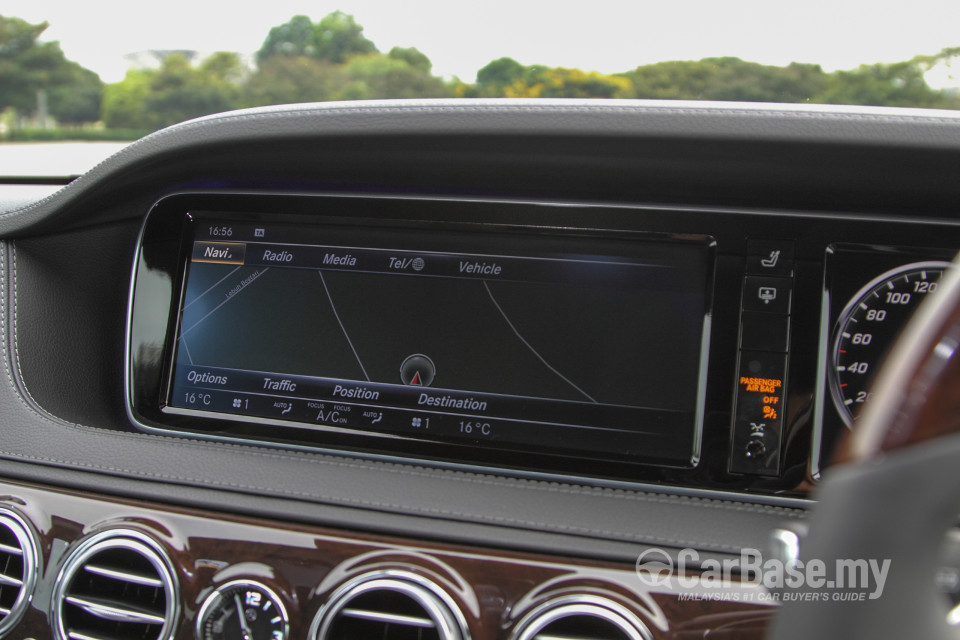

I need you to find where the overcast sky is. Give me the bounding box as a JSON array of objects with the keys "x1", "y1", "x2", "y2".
[{"x1": 7, "y1": 0, "x2": 960, "y2": 84}]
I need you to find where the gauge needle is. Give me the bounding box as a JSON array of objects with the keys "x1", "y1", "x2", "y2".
[{"x1": 234, "y1": 594, "x2": 254, "y2": 640}]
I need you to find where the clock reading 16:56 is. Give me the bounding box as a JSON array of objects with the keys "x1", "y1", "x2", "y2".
[{"x1": 208, "y1": 225, "x2": 233, "y2": 237}]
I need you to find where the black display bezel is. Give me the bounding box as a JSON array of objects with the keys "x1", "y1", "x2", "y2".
[
  {"x1": 128, "y1": 192, "x2": 716, "y2": 480},
  {"x1": 124, "y1": 191, "x2": 960, "y2": 497},
  {"x1": 812, "y1": 243, "x2": 959, "y2": 478}
]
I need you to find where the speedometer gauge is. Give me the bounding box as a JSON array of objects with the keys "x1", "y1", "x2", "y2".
[{"x1": 830, "y1": 261, "x2": 950, "y2": 426}]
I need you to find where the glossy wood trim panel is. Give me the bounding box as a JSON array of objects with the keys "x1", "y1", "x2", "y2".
[{"x1": 0, "y1": 479, "x2": 772, "y2": 640}]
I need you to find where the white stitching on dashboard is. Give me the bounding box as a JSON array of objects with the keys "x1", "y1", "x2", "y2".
[
  {"x1": 10, "y1": 243, "x2": 59, "y2": 421},
  {"x1": 1, "y1": 101, "x2": 960, "y2": 222},
  {"x1": 0, "y1": 239, "x2": 804, "y2": 548},
  {"x1": 0, "y1": 451, "x2": 752, "y2": 552}
]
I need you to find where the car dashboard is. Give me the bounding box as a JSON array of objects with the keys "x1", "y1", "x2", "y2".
[{"x1": 0, "y1": 99, "x2": 958, "y2": 639}]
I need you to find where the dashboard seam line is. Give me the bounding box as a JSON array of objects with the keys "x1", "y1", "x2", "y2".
[
  {"x1": 9, "y1": 242, "x2": 61, "y2": 423},
  {"x1": 0, "y1": 449, "x2": 751, "y2": 552}
]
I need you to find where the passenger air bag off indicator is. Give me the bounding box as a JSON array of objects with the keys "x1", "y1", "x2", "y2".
[{"x1": 729, "y1": 351, "x2": 787, "y2": 476}]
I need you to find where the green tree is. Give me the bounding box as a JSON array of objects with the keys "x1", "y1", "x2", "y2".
[
  {"x1": 709, "y1": 61, "x2": 826, "y2": 103},
  {"x1": 313, "y1": 11, "x2": 378, "y2": 64},
  {"x1": 814, "y1": 58, "x2": 950, "y2": 108},
  {"x1": 473, "y1": 59, "x2": 631, "y2": 99},
  {"x1": 256, "y1": 12, "x2": 378, "y2": 66},
  {"x1": 521, "y1": 66, "x2": 632, "y2": 98},
  {"x1": 243, "y1": 56, "x2": 339, "y2": 106},
  {"x1": 0, "y1": 15, "x2": 97, "y2": 120},
  {"x1": 256, "y1": 15, "x2": 316, "y2": 63},
  {"x1": 145, "y1": 53, "x2": 239, "y2": 127},
  {"x1": 201, "y1": 51, "x2": 246, "y2": 84},
  {"x1": 388, "y1": 46, "x2": 431, "y2": 73},
  {"x1": 475, "y1": 57, "x2": 525, "y2": 95},
  {"x1": 102, "y1": 69, "x2": 154, "y2": 129},
  {"x1": 48, "y1": 63, "x2": 102, "y2": 124},
  {"x1": 335, "y1": 53, "x2": 450, "y2": 100},
  {"x1": 626, "y1": 58, "x2": 827, "y2": 103},
  {"x1": 102, "y1": 53, "x2": 243, "y2": 130}
]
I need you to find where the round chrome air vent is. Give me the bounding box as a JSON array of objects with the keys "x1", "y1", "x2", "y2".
[
  {"x1": 0, "y1": 509, "x2": 39, "y2": 638},
  {"x1": 512, "y1": 595, "x2": 652, "y2": 640},
  {"x1": 51, "y1": 529, "x2": 179, "y2": 640},
  {"x1": 311, "y1": 571, "x2": 469, "y2": 640}
]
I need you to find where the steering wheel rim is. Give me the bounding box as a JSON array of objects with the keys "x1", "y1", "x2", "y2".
[{"x1": 769, "y1": 253, "x2": 960, "y2": 639}]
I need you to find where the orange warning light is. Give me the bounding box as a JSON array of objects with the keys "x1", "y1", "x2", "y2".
[
  {"x1": 739, "y1": 377, "x2": 783, "y2": 394},
  {"x1": 763, "y1": 405, "x2": 778, "y2": 420}
]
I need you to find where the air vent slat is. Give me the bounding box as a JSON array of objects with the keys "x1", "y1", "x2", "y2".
[
  {"x1": 67, "y1": 632, "x2": 114, "y2": 640},
  {"x1": 0, "y1": 573, "x2": 22, "y2": 587},
  {"x1": 513, "y1": 598, "x2": 652, "y2": 640},
  {"x1": 314, "y1": 574, "x2": 465, "y2": 640},
  {"x1": 82, "y1": 564, "x2": 165, "y2": 587},
  {"x1": 65, "y1": 595, "x2": 167, "y2": 625},
  {"x1": 53, "y1": 531, "x2": 178, "y2": 640},
  {"x1": 342, "y1": 607, "x2": 436, "y2": 628},
  {"x1": 0, "y1": 511, "x2": 38, "y2": 636}
]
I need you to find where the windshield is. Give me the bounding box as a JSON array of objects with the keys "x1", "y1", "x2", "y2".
[{"x1": 2, "y1": 0, "x2": 960, "y2": 165}]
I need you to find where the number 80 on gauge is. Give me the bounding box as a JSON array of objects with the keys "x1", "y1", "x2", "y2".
[{"x1": 829, "y1": 261, "x2": 951, "y2": 426}]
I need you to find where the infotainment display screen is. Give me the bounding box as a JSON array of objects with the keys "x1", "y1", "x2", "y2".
[{"x1": 161, "y1": 215, "x2": 713, "y2": 467}]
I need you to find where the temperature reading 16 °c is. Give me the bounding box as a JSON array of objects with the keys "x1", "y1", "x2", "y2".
[
  {"x1": 459, "y1": 421, "x2": 492, "y2": 436},
  {"x1": 184, "y1": 392, "x2": 212, "y2": 406},
  {"x1": 830, "y1": 261, "x2": 951, "y2": 426}
]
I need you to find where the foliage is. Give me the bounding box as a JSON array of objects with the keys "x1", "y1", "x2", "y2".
[
  {"x1": 388, "y1": 47, "x2": 432, "y2": 73},
  {"x1": 103, "y1": 53, "x2": 242, "y2": 129},
  {"x1": 474, "y1": 57, "x2": 526, "y2": 96},
  {"x1": 247, "y1": 16, "x2": 448, "y2": 106},
  {"x1": 8, "y1": 11, "x2": 960, "y2": 135},
  {"x1": 813, "y1": 58, "x2": 953, "y2": 109},
  {"x1": 48, "y1": 62, "x2": 103, "y2": 124},
  {"x1": 102, "y1": 69, "x2": 153, "y2": 129},
  {"x1": 509, "y1": 66, "x2": 632, "y2": 98},
  {"x1": 243, "y1": 56, "x2": 339, "y2": 106},
  {"x1": 625, "y1": 58, "x2": 827, "y2": 102},
  {"x1": 336, "y1": 53, "x2": 451, "y2": 100},
  {"x1": 257, "y1": 12, "x2": 377, "y2": 65},
  {"x1": 256, "y1": 15, "x2": 316, "y2": 63},
  {"x1": 145, "y1": 53, "x2": 240, "y2": 127},
  {"x1": 473, "y1": 58, "x2": 631, "y2": 98},
  {"x1": 313, "y1": 11, "x2": 378, "y2": 64},
  {"x1": 0, "y1": 15, "x2": 102, "y2": 123},
  {"x1": 2, "y1": 126, "x2": 148, "y2": 142}
]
